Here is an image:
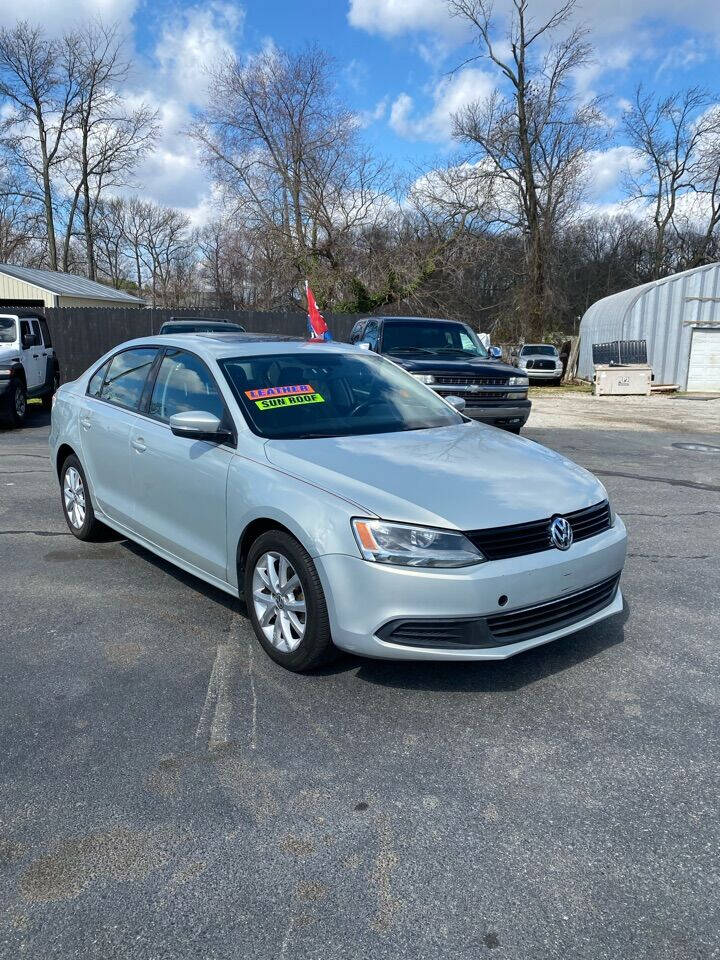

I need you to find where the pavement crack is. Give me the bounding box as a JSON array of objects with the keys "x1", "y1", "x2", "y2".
[
  {"x1": 0, "y1": 530, "x2": 70, "y2": 537},
  {"x1": 595, "y1": 469, "x2": 720, "y2": 494}
]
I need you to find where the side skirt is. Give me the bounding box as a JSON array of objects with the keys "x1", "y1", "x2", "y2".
[{"x1": 94, "y1": 507, "x2": 239, "y2": 600}]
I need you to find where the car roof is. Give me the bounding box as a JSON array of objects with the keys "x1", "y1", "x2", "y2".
[
  {"x1": 162, "y1": 319, "x2": 243, "y2": 326},
  {"x1": 373, "y1": 316, "x2": 460, "y2": 324},
  {"x1": 112, "y1": 332, "x2": 359, "y2": 360}
]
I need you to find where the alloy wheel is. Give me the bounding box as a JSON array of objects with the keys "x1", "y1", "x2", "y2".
[
  {"x1": 251, "y1": 551, "x2": 307, "y2": 652},
  {"x1": 63, "y1": 466, "x2": 86, "y2": 529}
]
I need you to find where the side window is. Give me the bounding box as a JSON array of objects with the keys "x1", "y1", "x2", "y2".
[
  {"x1": 38, "y1": 319, "x2": 52, "y2": 347},
  {"x1": 349, "y1": 320, "x2": 366, "y2": 344},
  {"x1": 31, "y1": 320, "x2": 42, "y2": 344},
  {"x1": 364, "y1": 321, "x2": 380, "y2": 350},
  {"x1": 100, "y1": 348, "x2": 157, "y2": 410},
  {"x1": 19, "y1": 320, "x2": 31, "y2": 344},
  {"x1": 149, "y1": 349, "x2": 225, "y2": 423},
  {"x1": 87, "y1": 361, "x2": 110, "y2": 398}
]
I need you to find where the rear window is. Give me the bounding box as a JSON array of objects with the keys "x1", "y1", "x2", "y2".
[{"x1": 99, "y1": 348, "x2": 157, "y2": 410}]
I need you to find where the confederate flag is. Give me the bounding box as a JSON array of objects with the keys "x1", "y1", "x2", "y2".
[{"x1": 305, "y1": 281, "x2": 332, "y2": 341}]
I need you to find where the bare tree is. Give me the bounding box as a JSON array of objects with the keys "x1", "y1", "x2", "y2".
[
  {"x1": 624, "y1": 87, "x2": 720, "y2": 278},
  {"x1": 0, "y1": 22, "x2": 80, "y2": 269},
  {"x1": 61, "y1": 22, "x2": 158, "y2": 278},
  {"x1": 447, "y1": 0, "x2": 604, "y2": 339},
  {"x1": 192, "y1": 45, "x2": 397, "y2": 309}
]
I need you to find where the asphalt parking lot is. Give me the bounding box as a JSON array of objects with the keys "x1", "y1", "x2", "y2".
[{"x1": 1, "y1": 399, "x2": 719, "y2": 960}]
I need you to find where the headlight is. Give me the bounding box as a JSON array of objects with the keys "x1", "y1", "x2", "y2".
[
  {"x1": 411, "y1": 374, "x2": 435, "y2": 384},
  {"x1": 352, "y1": 519, "x2": 485, "y2": 567},
  {"x1": 508, "y1": 376, "x2": 528, "y2": 386},
  {"x1": 518, "y1": 358, "x2": 528, "y2": 367}
]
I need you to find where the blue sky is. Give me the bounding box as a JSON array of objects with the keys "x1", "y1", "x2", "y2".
[{"x1": 3, "y1": 0, "x2": 718, "y2": 221}]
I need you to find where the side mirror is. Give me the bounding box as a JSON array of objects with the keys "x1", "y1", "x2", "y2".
[
  {"x1": 489, "y1": 346, "x2": 502, "y2": 359},
  {"x1": 22, "y1": 333, "x2": 38, "y2": 349},
  {"x1": 445, "y1": 395, "x2": 466, "y2": 413},
  {"x1": 169, "y1": 410, "x2": 232, "y2": 443},
  {"x1": 358, "y1": 341, "x2": 371, "y2": 351}
]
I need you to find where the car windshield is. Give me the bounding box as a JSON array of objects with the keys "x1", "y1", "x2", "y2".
[
  {"x1": 382, "y1": 321, "x2": 489, "y2": 358},
  {"x1": 522, "y1": 345, "x2": 557, "y2": 356},
  {"x1": 0, "y1": 318, "x2": 16, "y2": 343},
  {"x1": 220, "y1": 351, "x2": 464, "y2": 439},
  {"x1": 161, "y1": 322, "x2": 245, "y2": 333}
]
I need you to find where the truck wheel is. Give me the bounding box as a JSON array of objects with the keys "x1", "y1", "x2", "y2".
[
  {"x1": 244, "y1": 530, "x2": 337, "y2": 672},
  {"x1": 2, "y1": 379, "x2": 27, "y2": 428},
  {"x1": 42, "y1": 371, "x2": 60, "y2": 410},
  {"x1": 60, "y1": 454, "x2": 104, "y2": 541}
]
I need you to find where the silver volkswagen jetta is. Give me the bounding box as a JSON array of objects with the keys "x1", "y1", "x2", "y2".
[{"x1": 50, "y1": 333, "x2": 627, "y2": 672}]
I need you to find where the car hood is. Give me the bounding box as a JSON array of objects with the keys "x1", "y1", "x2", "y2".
[
  {"x1": 264, "y1": 423, "x2": 607, "y2": 530},
  {"x1": 520, "y1": 354, "x2": 560, "y2": 362},
  {"x1": 386, "y1": 353, "x2": 518, "y2": 378}
]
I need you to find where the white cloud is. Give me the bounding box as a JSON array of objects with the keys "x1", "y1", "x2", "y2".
[
  {"x1": 585, "y1": 146, "x2": 645, "y2": 199},
  {"x1": 356, "y1": 97, "x2": 389, "y2": 128},
  {"x1": 0, "y1": 0, "x2": 138, "y2": 35},
  {"x1": 348, "y1": 0, "x2": 461, "y2": 38},
  {"x1": 349, "y1": 0, "x2": 720, "y2": 39},
  {"x1": 389, "y1": 67, "x2": 494, "y2": 142},
  {"x1": 154, "y1": 2, "x2": 244, "y2": 107}
]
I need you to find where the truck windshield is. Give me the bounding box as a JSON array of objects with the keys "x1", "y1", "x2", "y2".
[
  {"x1": 0, "y1": 318, "x2": 16, "y2": 343},
  {"x1": 382, "y1": 322, "x2": 489, "y2": 357},
  {"x1": 522, "y1": 345, "x2": 557, "y2": 356},
  {"x1": 220, "y1": 351, "x2": 464, "y2": 439}
]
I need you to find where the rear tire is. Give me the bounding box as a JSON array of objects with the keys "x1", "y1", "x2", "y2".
[
  {"x1": 60, "y1": 454, "x2": 104, "y2": 541},
  {"x1": 244, "y1": 530, "x2": 336, "y2": 672}
]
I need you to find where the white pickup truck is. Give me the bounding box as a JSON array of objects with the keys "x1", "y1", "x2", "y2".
[{"x1": 0, "y1": 312, "x2": 60, "y2": 428}]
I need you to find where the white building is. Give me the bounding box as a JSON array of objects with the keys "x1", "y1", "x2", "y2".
[
  {"x1": 578, "y1": 262, "x2": 720, "y2": 391},
  {"x1": 0, "y1": 262, "x2": 144, "y2": 309}
]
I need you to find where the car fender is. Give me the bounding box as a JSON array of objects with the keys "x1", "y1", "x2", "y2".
[{"x1": 226, "y1": 453, "x2": 365, "y2": 590}]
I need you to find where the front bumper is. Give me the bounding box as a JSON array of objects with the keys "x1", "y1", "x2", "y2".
[
  {"x1": 459, "y1": 399, "x2": 531, "y2": 428},
  {"x1": 315, "y1": 518, "x2": 627, "y2": 660},
  {"x1": 522, "y1": 367, "x2": 562, "y2": 380}
]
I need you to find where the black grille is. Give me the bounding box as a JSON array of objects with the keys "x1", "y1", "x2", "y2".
[
  {"x1": 376, "y1": 573, "x2": 621, "y2": 649},
  {"x1": 430, "y1": 374, "x2": 509, "y2": 386},
  {"x1": 486, "y1": 574, "x2": 621, "y2": 643},
  {"x1": 437, "y1": 389, "x2": 508, "y2": 401},
  {"x1": 526, "y1": 359, "x2": 555, "y2": 370},
  {"x1": 466, "y1": 500, "x2": 612, "y2": 561},
  {"x1": 376, "y1": 617, "x2": 495, "y2": 649}
]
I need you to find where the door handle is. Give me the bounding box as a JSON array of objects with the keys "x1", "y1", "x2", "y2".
[
  {"x1": 131, "y1": 437, "x2": 147, "y2": 453},
  {"x1": 32, "y1": 353, "x2": 39, "y2": 358},
  {"x1": 80, "y1": 416, "x2": 92, "y2": 430}
]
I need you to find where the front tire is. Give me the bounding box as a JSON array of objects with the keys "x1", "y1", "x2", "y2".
[
  {"x1": 60, "y1": 454, "x2": 104, "y2": 541},
  {"x1": 244, "y1": 530, "x2": 336, "y2": 672},
  {"x1": 2, "y1": 379, "x2": 27, "y2": 428}
]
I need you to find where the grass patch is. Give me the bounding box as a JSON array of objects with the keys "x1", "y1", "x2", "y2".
[{"x1": 529, "y1": 382, "x2": 592, "y2": 397}]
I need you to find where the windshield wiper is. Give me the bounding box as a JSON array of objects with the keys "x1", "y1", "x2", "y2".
[{"x1": 387, "y1": 346, "x2": 436, "y2": 354}]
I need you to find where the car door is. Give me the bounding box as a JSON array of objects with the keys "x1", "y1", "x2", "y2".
[
  {"x1": 128, "y1": 348, "x2": 234, "y2": 582},
  {"x1": 19, "y1": 319, "x2": 44, "y2": 389},
  {"x1": 79, "y1": 347, "x2": 159, "y2": 526}
]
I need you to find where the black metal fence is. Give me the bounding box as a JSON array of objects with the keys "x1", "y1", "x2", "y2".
[
  {"x1": 591, "y1": 339, "x2": 648, "y2": 366},
  {"x1": 0, "y1": 305, "x2": 362, "y2": 383}
]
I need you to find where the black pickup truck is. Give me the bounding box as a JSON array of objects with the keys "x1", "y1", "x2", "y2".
[{"x1": 348, "y1": 316, "x2": 531, "y2": 432}]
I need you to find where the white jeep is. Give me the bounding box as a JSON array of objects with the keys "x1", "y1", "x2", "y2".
[{"x1": 0, "y1": 312, "x2": 60, "y2": 428}]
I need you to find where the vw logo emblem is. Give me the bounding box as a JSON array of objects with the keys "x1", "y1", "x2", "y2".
[{"x1": 550, "y1": 516, "x2": 573, "y2": 551}]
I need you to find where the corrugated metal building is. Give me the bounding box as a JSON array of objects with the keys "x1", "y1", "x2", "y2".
[
  {"x1": 578, "y1": 262, "x2": 720, "y2": 391},
  {"x1": 0, "y1": 263, "x2": 145, "y2": 308}
]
